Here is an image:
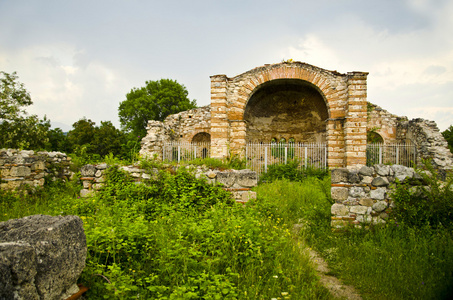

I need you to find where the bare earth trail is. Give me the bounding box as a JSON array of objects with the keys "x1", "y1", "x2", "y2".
[{"x1": 303, "y1": 246, "x2": 363, "y2": 300}]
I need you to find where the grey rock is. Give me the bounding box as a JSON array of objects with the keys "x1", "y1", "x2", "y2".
[
  {"x1": 359, "y1": 198, "x2": 374, "y2": 207},
  {"x1": 236, "y1": 169, "x2": 257, "y2": 188},
  {"x1": 216, "y1": 171, "x2": 236, "y2": 187},
  {"x1": 80, "y1": 164, "x2": 97, "y2": 177},
  {"x1": 372, "y1": 201, "x2": 388, "y2": 213},
  {"x1": 349, "y1": 186, "x2": 365, "y2": 198},
  {"x1": 358, "y1": 166, "x2": 374, "y2": 176},
  {"x1": 331, "y1": 168, "x2": 349, "y2": 183},
  {"x1": 331, "y1": 187, "x2": 349, "y2": 201},
  {"x1": 370, "y1": 187, "x2": 386, "y2": 200},
  {"x1": 0, "y1": 215, "x2": 86, "y2": 300},
  {"x1": 348, "y1": 171, "x2": 361, "y2": 184},
  {"x1": 331, "y1": 203, "x2": 349, "y2": 216},
  {"x1": 375, "y1": 164, "x2": 391, "y2": 176},
  {"x1": 371, "y1": 177, "x2": 389, "y2": 187},
  {"x1": 350, "y1": 206, "x2": 368, "y2": 215}
]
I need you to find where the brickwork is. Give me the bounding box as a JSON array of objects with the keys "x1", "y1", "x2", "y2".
[{"x1": 367, "y1": 103, "x2": 403, "y2": 143}]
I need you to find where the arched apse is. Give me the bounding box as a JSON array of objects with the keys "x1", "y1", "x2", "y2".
[
  {"x1": 191, "y1": 132, "x2": 211, "y2": 143},
  {"x1": 244, "y1": 79, "x2": 328, "y2": 144}
]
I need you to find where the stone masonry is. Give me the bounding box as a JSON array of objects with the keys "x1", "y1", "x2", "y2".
[
  {"x1": 80, "y1": 163, "x2": 257, "y2": 203},
  {"x1": 331, "y1": 164, "x2": 423, "y2": 228},
  {"x1": 0, "y1": 149, "x2": 71, "y2": 191}
]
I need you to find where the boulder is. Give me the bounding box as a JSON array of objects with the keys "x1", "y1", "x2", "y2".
[{"x1": 0, "y1": 215, "x2": 87, "y2": 300}]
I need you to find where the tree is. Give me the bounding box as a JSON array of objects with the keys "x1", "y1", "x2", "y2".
[
  {"x1": 442, "y1": 125, "x2": 453, "y2": 153},
  {"x1": 92, "y1": 121, "x2": 125, "y2": 157},
  {"x1": 118, "y1": 79, "x2": 196, "y2": 137},
  {"x1": 0, "y1": 71, "x2": 50, "y2": 149},
  {"x1": 66, "y1": 117, "x2": 96, "y2": 153}
]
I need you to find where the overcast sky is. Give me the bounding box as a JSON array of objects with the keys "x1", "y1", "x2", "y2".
[{"x1": 1, "y1": 0, "x2": 452, "y2": 132}]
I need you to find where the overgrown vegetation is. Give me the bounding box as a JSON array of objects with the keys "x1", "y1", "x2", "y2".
[
  {"x1": 0, "y1": 166, "x2": 330, "y2": 299},
  {"x1": 2, "y1": 158, "x2": 453, "y2": 299}
]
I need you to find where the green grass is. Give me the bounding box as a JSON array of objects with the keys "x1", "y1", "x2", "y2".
[
  {"x1": 0, "y1": 168, "x2": 330, "y2": 299},
  {"x1": 2, "y1": 165, "x2": 452, "y2": 299}
]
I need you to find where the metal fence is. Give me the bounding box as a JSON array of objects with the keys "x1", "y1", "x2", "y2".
[
  {"x1": 246, "y1": 143, "x2": 327, "y2": 177},
  {"x1": 162, "y1": 142, "x2": 211, "y2": 162},
  {"x1": 366, "y1": 143, "x2": 417, "y2": 167}
]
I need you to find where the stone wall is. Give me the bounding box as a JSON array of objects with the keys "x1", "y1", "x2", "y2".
[
  {"x1": 367, "y1": 103, "x2": 404, "y2": 142},
  {"x1": 80, "y1": 164, "x2": 257, "y2": 203},
  {"x1": 0, "y1": 149, "x2": 72, "y2": 191},
  {"x1": 139, "y1": 106, "x2": 211, "y2": 160},
  {"x1": 397, "y1": 118, "x2": 453, "y2": 171},
  {"x1": 330, "y1": 164, "x2": 422, "y2": 228}
]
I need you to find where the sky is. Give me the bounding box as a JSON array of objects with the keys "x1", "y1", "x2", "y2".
[{"x1": 1, "y1": 0, "x2": 452, "y2": 132}]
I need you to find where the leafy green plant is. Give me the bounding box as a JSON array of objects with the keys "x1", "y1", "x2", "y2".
[
  {"x1": 390, "y1": 162, "x2": 453, "y2": 228},
  {"x1": 260, "y1": 160, "x2": 329, "y2": 183}
]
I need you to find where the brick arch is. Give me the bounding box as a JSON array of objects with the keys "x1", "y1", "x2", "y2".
[
  {"x1": 235, "y1": 64, "x2": 337, "y2": 117},
  {"x1": 210, "y1": 62, "x2": 369, "y2": 168}
]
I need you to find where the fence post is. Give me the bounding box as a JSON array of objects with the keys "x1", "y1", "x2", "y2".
[
  {"x1": 396, "y1": 145, "x2": 399, "y2": 165},
  {"x1": 304, "y1": 147, "x2": 308, "y2": 168},
  {"x1": 178, "y1": 146, "x2": 181, "y2": 163},
  {"x1": 379, "y1": 146, "x2": 382, "y2": 164},
  {"x1": 265, "y1": 147, "x2": 268, "y2": 173},
  {"x1": 285, "y1": 147, "x2": 288, "y2": 164}
]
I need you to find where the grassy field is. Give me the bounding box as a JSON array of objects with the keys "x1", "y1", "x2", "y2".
[{"x1": 1, "y1": 162, "x2": 452, "y2": 299}]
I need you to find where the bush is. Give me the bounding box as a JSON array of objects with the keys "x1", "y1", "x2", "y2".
[
  {"x1": 390, "y1": 163, "x2": 453, "y2": 228},
  {"x1": 260, "y1": 160, "x2": 329, "y2": 183}
]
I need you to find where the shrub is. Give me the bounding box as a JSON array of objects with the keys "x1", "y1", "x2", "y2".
[{"x1": 390, "y1": 163, "x2": 453, "y2": 228}]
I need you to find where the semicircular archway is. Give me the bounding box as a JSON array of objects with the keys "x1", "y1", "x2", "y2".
[{"x1": 244, "y1": 79, "x2": 328, "y2": 144}]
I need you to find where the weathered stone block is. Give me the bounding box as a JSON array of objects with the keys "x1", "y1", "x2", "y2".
[
  {"x1": 80, "y1": 165, "x2": 96, "y2": 177},
  {"x1": 349, "y1": 186, "x2": 365, "y2": 198},
  {"x1": 10, "y1": 166, "x2": 31, "y2": 177},
  {"x1": 359, "y1": 198, "x2": 374, "y2": 207},
  {"x1": 372, "y1": 201, "x2": 388, "y2": 213},
  {"x1": 236, "y1": 169, "x2": 257, "y2": 188},
  {"x1": 216, "y1": 171, "x2": 236, "y2": 187},
  {"x1": 0, "y1": 215, "x2": 87, "y2": 300},
  {"x1": 331, "y1": 203, "x2": 349, "y2": 216},
  {"x1": 370, "y1": 187, "x2": 386, "y2": 200},
  {"x1": 358, "y1": 165, "x2": 374, "y2": 176},
  {"x1": 371, "y1": 177, "x2": 389, "y2": 187},
  {"x1": 331, "y1": 187, "x2": 349, "y2": 201},
  {"x1": 331, "y1": 168, "x2": 349, "y2": 183},
  {"x1": 350, "y1": 205, "x2": 368, "y2": 215}
]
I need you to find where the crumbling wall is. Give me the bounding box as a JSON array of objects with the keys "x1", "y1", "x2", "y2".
[
  {"x1": 139, "y1": 106, "x2": 211, "y2": 159},
  {"x1": 79, "y1": 164, "x2": 257, "y2": 203},
  {"x1": 0, "y1": 149, "x2": 71, "y2": 191},
  {"x1": 397, "y1": 118, "x2": 453, "y2": 171},
  {"x1": 367, "y1": 103, "x2": 404, "y2": 143}
]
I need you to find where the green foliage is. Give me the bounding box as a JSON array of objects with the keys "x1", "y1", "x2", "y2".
[
  {"x1": 260, "y1": 160, "x2": 329, "y2": 183},
  {"x1": 390, "y1": 163, "x2": 453, "y2": 229},
  {"x1": 442, "y1": 125, "x2": 453, "y2": 153},
  {"x1": 0, "y1": 71, "x2": 51, "y2": 149},
  {"x1": 119, "y1": 79, "x2": 197, "y2": 137}
]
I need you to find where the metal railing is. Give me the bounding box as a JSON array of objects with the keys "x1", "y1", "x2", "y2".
[
  {"x1": 366, "y1": 143, "x2": 417, "y2": 167},
  {"x1": 162, "y1": 142, "x2": 211, "y2": 162},
  {"x1": 246, "y1": 143, "x2": 327, "y2": 176}
]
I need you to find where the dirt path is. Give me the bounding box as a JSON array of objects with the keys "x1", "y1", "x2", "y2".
[{"x1": 303, "y1": 246, "x2": 363, "y2": 300}]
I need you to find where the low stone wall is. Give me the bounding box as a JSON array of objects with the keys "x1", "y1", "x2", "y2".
[
  {"x1": 0, "y1": 149, "x2": 72, "y2": 191},
  {"x1": 80, "y1": 164, "x2": 257, "y2": 203},
  {"x1": 331, "y1": 164, "x2": 422, "y2": 228},
  {"x1": 0, "y1": 215, "x2": 87, "y2": 300}
]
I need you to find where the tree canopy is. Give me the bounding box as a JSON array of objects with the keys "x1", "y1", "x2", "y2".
[
  {"x1": 0, "y1": 71, "x2": 50, "y2": 149},
  {"x1": 118, "y1": 79, "x2": 196, "y2": 137},
  {"x1": 442, "y1": 125, "x2": 453, "y2": 153}
]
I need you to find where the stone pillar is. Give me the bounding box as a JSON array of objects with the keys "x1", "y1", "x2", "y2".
[
  {"x1": 344, "y1": 72, "x2": 368, "y2": 168},
  {"x1": 210, "y1": 75, "x2": 229, "y2": 158}
]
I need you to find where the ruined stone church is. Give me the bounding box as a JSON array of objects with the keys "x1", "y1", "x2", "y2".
[{"x1": 140, "y1": 61, "x2": 452, "y2": 169}]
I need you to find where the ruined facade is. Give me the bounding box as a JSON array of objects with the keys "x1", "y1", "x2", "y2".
[{"x1": 140, "y1": 62, "x2": 453, "y2": 169}]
